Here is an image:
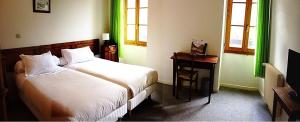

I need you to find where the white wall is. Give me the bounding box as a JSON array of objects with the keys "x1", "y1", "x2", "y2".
[
  {"x1": 144, "y1": 0, "x2": 225, "y2": 89},
  {"x1": 122, "y1": 45, "x2": 147, "y2": 66},
  {"x1": 269, "y1": 0, "x2": 300, "y2": 76},
  {"x1": 0, "y1": 0, "x2": 109, "y2": 49},
  {"x1": 220, "y1": 54, "x2": 258, "y2": 90}
]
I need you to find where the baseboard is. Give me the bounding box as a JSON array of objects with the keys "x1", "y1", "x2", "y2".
[
  {"x1": 158, "y1": 80, "x2": 172, "y2": 85},
  {"x1": 221, "y1": 83, "x2": 258, "y2": 91},
  {"x1": 259, "y1": 89, "x2": 264, "y2": 98},
  {"x1": 258, "y1": 78, "x2": 264, "y2": 97}
]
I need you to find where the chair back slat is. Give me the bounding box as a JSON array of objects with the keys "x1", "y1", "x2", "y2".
[{"x1": 174, "y1": 52, "x2": 195, "y2": 69}]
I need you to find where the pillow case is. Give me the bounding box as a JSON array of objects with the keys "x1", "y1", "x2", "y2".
[
  {"x1": 61, "y1": 46, "x2": 94, "y2": 65},
  {"x1": 59, "y1": 57, "x2": 68, "y2": 66},
  {"x1": 52, "y1": 55, "x2": 60, "y2": 66},
  {"x1": 14, "y1": 61, "x2": 25, "y2": 74},
  {"x1": 20, "y1": 51, "x2": 59, "y2": 76}
]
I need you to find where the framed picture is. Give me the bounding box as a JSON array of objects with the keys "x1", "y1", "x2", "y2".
[{"x1": 33, "y1": 0, "x2": 51, "y2": 13}]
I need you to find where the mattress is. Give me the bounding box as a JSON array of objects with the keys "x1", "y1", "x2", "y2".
[
  {"x1": 15, "y1": 67, "x2": 127, "y2": 121},
  {"x1": 65, "y1": 58, "x2": 158, "y2": 99}
]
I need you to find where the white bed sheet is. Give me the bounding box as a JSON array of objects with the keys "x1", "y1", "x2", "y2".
[
  {"x1": 65, "y1": 58, "x2": 158, "y2": 99},
  {"x1": 16, "y1": 67, "x2": 127, "y2": 121}
]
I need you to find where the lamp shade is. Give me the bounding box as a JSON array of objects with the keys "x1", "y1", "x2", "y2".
[{"x1": 102, "y1": 33, "x2": 110, "y2": 40}]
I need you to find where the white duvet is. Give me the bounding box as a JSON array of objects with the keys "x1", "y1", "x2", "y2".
[
  {"x1": 16, "y1": 67, "x2": 127, "y2": 121},
  {"x1": 65, "y1": 58, "x2": 158, "y2": 99}
]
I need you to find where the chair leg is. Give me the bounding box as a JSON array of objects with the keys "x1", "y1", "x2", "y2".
[
  {"x1": 189, "y1": 80, "x2": 192, "y2": 101},
  {"x1": 195, "y1": 73, "x2": 199, "y2": 93},
  {"x1": 176, "y1": 79, "x2": 180, "y2": 98}
]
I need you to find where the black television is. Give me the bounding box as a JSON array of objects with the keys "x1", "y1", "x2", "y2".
[{"x1": 286, "y1": 49, "x2": 300, "y2": 101}]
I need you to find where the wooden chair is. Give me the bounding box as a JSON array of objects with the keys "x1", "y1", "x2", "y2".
[{"x1": 174, "y1": 52, "x2": 199, "y2": 101}]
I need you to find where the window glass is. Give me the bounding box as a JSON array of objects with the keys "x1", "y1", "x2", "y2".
[
  {"x1": 231, "y1": 3, "x2": 246, "y2": 25},
  {"x1": 250, "y1": 3, "x2": 257, "y2": 26},
  {"x1": 139, "y1": 8, "x2": 148, "y2": 25},
  {"x1": 127, "y1": 9, "x2": 136, "y2": 24},
  {"x1": 140, "y1": 0, "x2": 148, "y2": 7},
  {"x1": 139, "y1": 26, "x2": 148, "y2": 42},
  {"x1": 127, "y1": 25, "x2": 136, "y2": 40},
  {"x1": 128, "y1": 0, "x2": 136, "y2": 8},
  {"x1": 248, "y1": 27, "x2": 257, "y2": 49},
  {"x1": 229, "y1": 26, "x2": 244, "y2": 48},
  {"x1": 233, "y1": 0, "x2": 246, "y2": 2}
]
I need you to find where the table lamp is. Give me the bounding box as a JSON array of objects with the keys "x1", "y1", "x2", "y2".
[{"x1": 102, "y1": 33, "x2": 110, "y2": 45}]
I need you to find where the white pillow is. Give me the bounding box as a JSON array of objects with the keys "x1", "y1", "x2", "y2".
[
  {"x1": 19, "y1": 51, "x2": 59, "y2": 76},
  {"x1": 52, "y1": 55, "x2": 60, "y2": 66},
  {"x1": 14, "y1": 61, "x2": 25, "y2": 74},
  {"x1": 59, "y1": 57, "x2": 68, "y2": 66},
  {"x1": 61, "y1": 46, "x2": 94, "y2": 64}
]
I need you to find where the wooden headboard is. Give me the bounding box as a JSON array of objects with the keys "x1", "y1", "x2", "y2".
[{"x1": 0, "y1": 39, "x2": 100, "y2": 72}]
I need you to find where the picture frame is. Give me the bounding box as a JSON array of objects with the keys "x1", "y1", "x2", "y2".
[{"x1": 33, "y1": 0, "x2": 51, "y2": 13}]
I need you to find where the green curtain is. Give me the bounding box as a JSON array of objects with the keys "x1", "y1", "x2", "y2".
[
  {"x1": 255, "y1": 0, "x2": 271, "y2": 77},
  {"x1": 110, "y1": 0, "x2": 122, "y2": 57}
]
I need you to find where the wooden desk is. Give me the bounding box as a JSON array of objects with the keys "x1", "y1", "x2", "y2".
[
  {"x1": 171, "y1": 52, "x2": 218, "y2": 103},
  {"x1": 272, "y1": 87, "x2": 300, "y2": 121}
]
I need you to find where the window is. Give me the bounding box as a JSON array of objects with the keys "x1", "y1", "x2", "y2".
[
  {"x1": 225, "y1": 0, "x2": 257, "y2": 55},
  {"x1": 125, "y1": 0, "x2": 148, "y2": 46}
]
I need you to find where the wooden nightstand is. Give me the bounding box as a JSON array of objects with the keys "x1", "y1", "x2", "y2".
[{"x1": 101, "y1": 44, "x2": 119, "y2": 62}]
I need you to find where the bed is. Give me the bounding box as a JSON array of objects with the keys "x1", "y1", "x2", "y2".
[
  {"x1": 0, "y1": 39, "x2": 157, "y2": 119},
  {"x1": 15, "y1": 66, "x2": 128, "y2": 121},
  {"x1": 64, "y1": 57, "x2": 158, "y2": 112}
]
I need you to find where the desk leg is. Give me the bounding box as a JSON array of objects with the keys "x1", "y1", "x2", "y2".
[
  {"x1": 272, "y1": 94, "x2": 277, "y2": 121},
  {"x1": 173, "y1": 59, "x2": 176, "y2": 96},
  {"x1": 208, "y1": 64, "x2": 215, "y2": 104}
]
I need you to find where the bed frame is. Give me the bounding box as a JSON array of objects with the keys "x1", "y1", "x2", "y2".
[{"x1": 0, "y1": 39, "x2": 99, "y2": 105}]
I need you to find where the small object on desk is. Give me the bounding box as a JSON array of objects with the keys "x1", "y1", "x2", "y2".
[
  {"x1": 191, "y1": 39, "x2": 207, "y2": 56},
  {"x1": 272, "y1": 87, "x2": 300, "y2": 121}
]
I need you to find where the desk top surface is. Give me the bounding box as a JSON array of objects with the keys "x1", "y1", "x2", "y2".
[
  {"x1": 171, "y1": 52, "x2": 218, "y2": 64},
  {"x1": 273, "y1": 87, "x2": 300, "y2": 113}
]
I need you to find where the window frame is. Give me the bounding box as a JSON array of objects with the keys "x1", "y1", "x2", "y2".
[
  {"x1": 124, "y1": 0, "x2": 148, "y2": 47},
  {"x1": 224, "y1": 0, "x2": 255, "y2": 55}
]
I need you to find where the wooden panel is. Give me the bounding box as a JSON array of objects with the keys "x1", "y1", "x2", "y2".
[
  {"x1": 0, "y1": 52, "x2": 7, "y2": 121},
  {"x1": 51, "y1": 43, "x2": 73, "y2": 57},
  {"x1": 1, "y1": 46, "x2": 39, "y2": 73},
  {"x1": 0, "y1": 39, "x2": 99, "y2": 72}
]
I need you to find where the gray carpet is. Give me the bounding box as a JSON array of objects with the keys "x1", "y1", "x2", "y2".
[{"x1": 123, "y1": 84, "x2": 271, "y2": 121}]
